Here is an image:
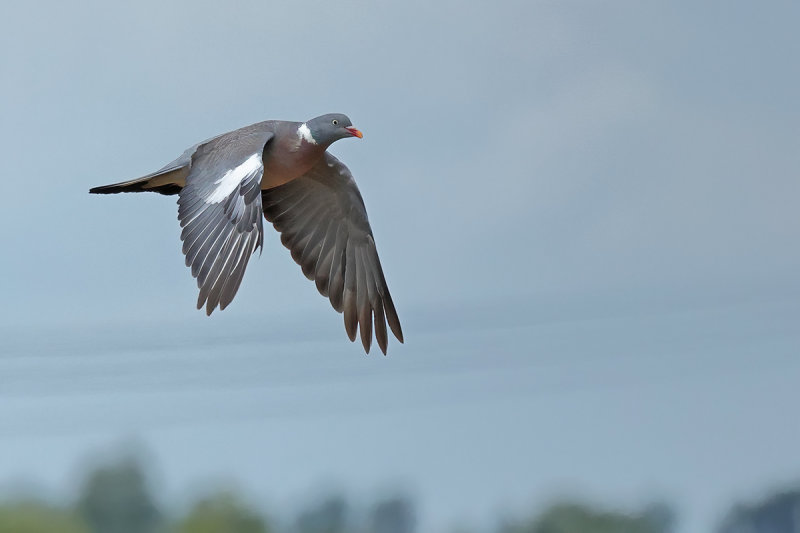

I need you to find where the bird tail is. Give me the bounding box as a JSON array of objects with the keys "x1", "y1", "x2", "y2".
[{"x1": 89, "y1": 164, "x2": 189, "y2": 196}]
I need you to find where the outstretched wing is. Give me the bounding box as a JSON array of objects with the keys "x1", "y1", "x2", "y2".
[
  {"x1": 262, "y1": 153, "x2": 403, "y2": 354},
  {"x1": 178, "y1": 128, "x2": 274, "y2": 314}
]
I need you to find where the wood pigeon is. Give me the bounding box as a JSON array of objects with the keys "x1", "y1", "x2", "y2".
[{"x1": 90, "y1": 114, "x2": 403, "y2": 354}]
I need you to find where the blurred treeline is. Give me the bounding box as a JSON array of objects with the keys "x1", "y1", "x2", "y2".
[{"x1": 0, "y1": 452, "x2": 797, "y2": 533}]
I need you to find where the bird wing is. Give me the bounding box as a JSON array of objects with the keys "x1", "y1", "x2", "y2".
[
  {"x1": 261, "y1": 153, "x2": 403, "y2": 354},
  {"x1": 178, "y1": 129, "x2": 274, "y2": 314}
]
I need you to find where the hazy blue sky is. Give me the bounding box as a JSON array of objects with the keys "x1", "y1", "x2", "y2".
[{"x1": 0, "y1": 1, "x2": 798, "y2": 532}]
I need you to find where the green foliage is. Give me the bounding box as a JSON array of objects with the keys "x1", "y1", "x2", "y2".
[
  {"x1": 501, "y1": 501, "x2": 671, "y2": 533},
  {"x1": 716, "y1": 489, "x2": 800, "y2": 533},
  {"x1": 76, "y1": 456, "x2": 162, "y2": 533},
  {"x1": 368, "y1": 495, "x2": 416, "y2": 533},
  {"x1": 293, "y1": 494, "x2": 348, "y2": 533},
  {"x1": 0, "y1": 500, "x2": 89, "y2": 533},
  {"x1": 175, "y1": 491, "x2": 269, "y2": 533}
]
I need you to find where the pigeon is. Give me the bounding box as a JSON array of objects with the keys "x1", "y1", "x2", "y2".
[{"x1": 90, "y1": 113, "x2": 403, "y2": 354}]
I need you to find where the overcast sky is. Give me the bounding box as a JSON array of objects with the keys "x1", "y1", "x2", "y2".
[{"x1": 0, "y1": 1, "x2": 798, "y2": 532}]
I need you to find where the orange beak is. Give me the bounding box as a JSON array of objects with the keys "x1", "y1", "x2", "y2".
[{"x1": 345, "y1": 126, "x2": 363, "y2": 139}]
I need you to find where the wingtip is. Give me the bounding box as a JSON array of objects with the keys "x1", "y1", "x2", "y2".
[
  {"x1": 197, "y1": 297, "x2": 215, "y2": 316},
  {"x1": 359, "y1": 316, "x2": 372, "y2": 354},
  {"x1": 392, "y1": 325, "x2": 404, "y2": 344},
  {"x1": 376, "y1": 335, "x2": 388, "y2": 355}
]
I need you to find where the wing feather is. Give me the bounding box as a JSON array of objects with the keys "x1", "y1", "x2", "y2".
[
  {"x1": 356, "y1": 247, "x2": 372, "y2": 353},
  {"x1": 177, "y1": 128, "x2": 273, "y2": 314},
  {"x1": 261, "y1": 153, "x2": 402, "y2": 353}
]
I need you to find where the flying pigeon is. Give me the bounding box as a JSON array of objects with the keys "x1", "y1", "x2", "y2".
[{"x1": 90, "y1": 114, "x2": 403, "y2": 354}]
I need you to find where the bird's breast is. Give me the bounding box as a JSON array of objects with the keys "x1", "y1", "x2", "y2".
[{"x1": 260, "y1": 137, "x2": 324, "y2": 189}]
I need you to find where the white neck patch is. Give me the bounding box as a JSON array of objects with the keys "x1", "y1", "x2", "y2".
[
  {"x1": 297, "y1": 123, "x2": 317, "y2": 145},
  {"x1": 205, "y1": 153, "x2": 262, "y2": 204}
]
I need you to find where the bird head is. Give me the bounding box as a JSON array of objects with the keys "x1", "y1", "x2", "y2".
[{"x1": 305, "y1": 113, "x2": 363, "y2": 145}]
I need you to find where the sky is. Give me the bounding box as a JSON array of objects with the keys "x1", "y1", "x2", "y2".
[{"x1": 0, "y1": 1, "x2": 799, "y2": 532}]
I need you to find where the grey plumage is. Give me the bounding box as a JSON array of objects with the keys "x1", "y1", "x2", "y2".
[
  {"x1": 90, "y1": 114, "x2": 402, "y2": 354},
  {"x1": 261, "y1": 154, "x2": 403, "y2": 354}
]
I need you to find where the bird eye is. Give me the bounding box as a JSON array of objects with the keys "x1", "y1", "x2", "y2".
[{"x1": 332, "y1": 119, "x2": 338, "y2": 126}]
